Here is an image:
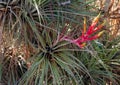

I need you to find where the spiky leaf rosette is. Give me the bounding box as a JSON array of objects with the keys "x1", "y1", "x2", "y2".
[{"x1": 18, "y1": 25, "x2": 91, "y2": 85}]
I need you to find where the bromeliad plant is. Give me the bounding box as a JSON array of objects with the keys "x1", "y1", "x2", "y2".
[
  {"x1": 18, "y1": 25, "x2": 91, "y2": 85},
  {"x1": 18, "y1": 13, "x2": 105, "y2": 85}
]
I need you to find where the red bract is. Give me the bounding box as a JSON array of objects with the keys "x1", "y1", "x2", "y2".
[{"x1": 62, "y1": 14, "x2": 105, "y2": 48}]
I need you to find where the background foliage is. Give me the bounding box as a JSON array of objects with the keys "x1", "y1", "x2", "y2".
[{"x1": 0, "y1": 0, "x2": 120, "y2": 85}]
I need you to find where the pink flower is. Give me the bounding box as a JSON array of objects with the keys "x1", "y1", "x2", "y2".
[{"x1": 62, "y1": 14, "x2": 105, "y2": 48}]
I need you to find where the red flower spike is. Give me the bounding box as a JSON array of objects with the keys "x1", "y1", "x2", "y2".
[
  {"x1": 87, "y1": 13, "x2": 101, "y2": 35},
  {"x1": 62, "y1": 13, "x2": 105, "y2": 48}
]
